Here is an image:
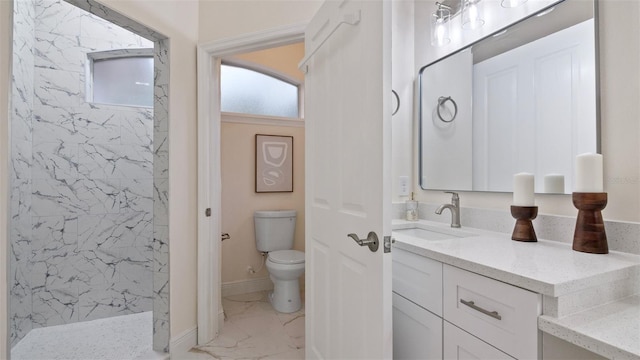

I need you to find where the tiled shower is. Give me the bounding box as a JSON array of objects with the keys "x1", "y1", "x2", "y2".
[{"x1": 10, "y1": 0, "x2": 170, "y2": 353}]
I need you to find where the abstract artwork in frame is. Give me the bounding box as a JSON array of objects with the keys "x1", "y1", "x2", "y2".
[{"x1": 255, "y1": 134, "x2": 294, "y2": 193}]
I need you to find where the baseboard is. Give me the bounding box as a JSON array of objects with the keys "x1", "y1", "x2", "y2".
[
  {"x1": 221, "y1": 277, "x2": 273, "y2": 297},
  {"x1": 169, "y1": 326, "x2": 197, "y2": 357},
  {"x1": 218, "y1": 307, "x2": 225, "y2": 332}
]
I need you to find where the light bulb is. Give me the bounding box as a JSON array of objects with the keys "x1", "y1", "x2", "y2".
[
  {"x1": 436, "y1": 21, "x2": 446, "y2": 46},
  {"x1": 463, "y1": 0, "x2": 484, "y2": 30}
]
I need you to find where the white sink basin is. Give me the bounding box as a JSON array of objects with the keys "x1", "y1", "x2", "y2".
[{"x1": 393, "y1": 226, "x2": 477, "y2": 241}]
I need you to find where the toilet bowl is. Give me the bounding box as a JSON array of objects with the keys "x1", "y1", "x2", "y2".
[
  {"x1": 266, "y1": 250, "x2": 305, "y2": 313},
  {"x1": 254, "y1": 210, "x2": 305, "y2": 313}
]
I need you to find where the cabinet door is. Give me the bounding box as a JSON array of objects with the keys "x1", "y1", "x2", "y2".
[
  {"x1": 444, "y1": 322, "x2": 514, "y2": 360},
  {"x1": 393, "y1": 247, "x2": 443, "y2": 316},
  {"x1": 393, "y1": 292, "x2": 443, "y2": 360}
]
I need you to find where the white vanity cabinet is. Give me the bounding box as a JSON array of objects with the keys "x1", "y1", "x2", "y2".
[{"x1": 393, "y1": 247, "x2": 542, "y2": 360}]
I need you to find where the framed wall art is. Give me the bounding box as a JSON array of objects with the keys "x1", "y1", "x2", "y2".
[{"x1": 255, "y1": 134, "x2": 294, "y2": 193}]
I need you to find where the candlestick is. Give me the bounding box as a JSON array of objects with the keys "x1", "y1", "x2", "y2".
[
  {"x1": 511, "y1": 206, "x2": 538, "y2": 242},
  {"x1": 575, "y1": 153, "x2": 603, "y2": 192},
  {"x1": 544, "y1": 174, "x2": 565, "y2": 194},
  {"x1": 572, "y1": 192, "x2": 608, "y2": 254},
  {"x1": 513, "y1": 173, "x2": 535, "y2": 206}
]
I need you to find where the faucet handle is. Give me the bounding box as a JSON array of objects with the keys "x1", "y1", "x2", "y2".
[{"x1": 444, "y1": 191, "x2": 459, "y2": 200}]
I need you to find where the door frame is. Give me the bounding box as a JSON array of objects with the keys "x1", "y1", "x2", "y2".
[{"x1": 196, "y1": 22, "x2": 306, "y2": 345}]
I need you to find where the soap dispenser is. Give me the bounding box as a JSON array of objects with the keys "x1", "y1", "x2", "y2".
[{"x1": 406, "y1": 192, "x2": 418, "y2": 221}]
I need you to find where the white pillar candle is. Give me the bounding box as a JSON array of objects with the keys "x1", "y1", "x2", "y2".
[
  {"x1": 575, "y1": 153, "x2": 603, "y2": 192},
  {"x1": 544, "y1": 174, "x2": 565, "y2": 194},
  {"x1": 513, "y1": 173, "x2": 535, "y2": 206}
]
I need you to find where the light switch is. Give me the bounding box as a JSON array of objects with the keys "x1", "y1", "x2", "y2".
[{"x1": 399, "y1": 176, "x2": 409, "y2": 196}]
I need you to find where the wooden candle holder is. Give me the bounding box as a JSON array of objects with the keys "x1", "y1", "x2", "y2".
[
  {"x1": 572, "y1": 192, "x2": 608, "y2": 254},
  {"x1": 510, "y1": 206, "x2": 538, "y2": 242}
]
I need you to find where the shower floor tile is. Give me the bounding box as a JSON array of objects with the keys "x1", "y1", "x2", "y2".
[
  {"x1": 188, "y1": 290, "x2": 305, "y2": 360},
  {"x1": 11, "y1": 311, "x2": 156, "y2": 360}
]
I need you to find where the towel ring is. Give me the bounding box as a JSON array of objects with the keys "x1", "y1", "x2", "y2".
[
  {"x1": 392, "y1": 90, "x2": 400, "y2": 116},
  {"x1": 437, "y1": 96, "x2": 458, "y2": 123}
]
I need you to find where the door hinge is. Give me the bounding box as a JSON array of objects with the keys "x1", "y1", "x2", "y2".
[
  {"x1": 205, "y1": 208, "x2": 211, "y2": 217},
  {"x1": 384, "y1": 236, "x2": 392, "y2": 253}
]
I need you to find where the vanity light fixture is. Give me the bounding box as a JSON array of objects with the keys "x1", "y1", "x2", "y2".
[
  {"x1": 501, "y1": 0, "x2": 527, "y2": 8},
  {"x1": 462, "y1": 0, "x2": 485, "y2": 30},
  {"x1": 431, "y1": 2, "x2": 452, "y2": 46}
]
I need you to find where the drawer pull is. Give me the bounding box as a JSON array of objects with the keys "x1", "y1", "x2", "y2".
[{"x1": 460, "y1": 299, "x2": 502, "y2": 320}]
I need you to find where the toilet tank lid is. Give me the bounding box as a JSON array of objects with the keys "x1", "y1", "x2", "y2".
[
  {"x1": 254, "y1": 210, "x2": 297, "y2": 218},
  {"x1": 269, "y1": 250, "x2": 305, "y2": 264}
]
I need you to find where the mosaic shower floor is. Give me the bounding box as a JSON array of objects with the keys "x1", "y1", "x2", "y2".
[
  {"x1": 186, "y1": 290, "x2": 305, "y2": 360},
  {"x1": 11, "y1": 311, "x2": 162, "y2": 360}
]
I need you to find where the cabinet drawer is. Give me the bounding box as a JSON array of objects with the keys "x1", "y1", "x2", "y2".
[
  {"x1": 443, "y1": 265, "x2": 541, "y2": 359},
  {"x1": 393, "y1": 248, "x2": 443, "y2": 316},
  {"x1": 444, "y1": 321, "x2": 514, "y2": 360},
  {"x1": 393, "y1": 292, "x2": 443, "y2": 360}
]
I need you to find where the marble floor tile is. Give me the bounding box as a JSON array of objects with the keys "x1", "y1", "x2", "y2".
[{"x1": 189, "y1": 290, "x2": 305, "y2": 360}]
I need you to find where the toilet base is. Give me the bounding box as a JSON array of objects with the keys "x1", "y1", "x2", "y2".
[{"x1": 269, "y1": 278, "x2": 301, "y2": 313}]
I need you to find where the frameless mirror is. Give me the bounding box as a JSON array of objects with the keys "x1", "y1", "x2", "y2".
[{"x1": 419, "y1": 0, "x2": 599, "y2": 194}]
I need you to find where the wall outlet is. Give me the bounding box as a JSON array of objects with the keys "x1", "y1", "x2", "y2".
[{"x1": 399, "y1": 176, "x2": 409, "y2": 196}]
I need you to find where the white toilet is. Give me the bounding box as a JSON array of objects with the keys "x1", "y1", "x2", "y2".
[{"x1": 254, "y1": 210, "x2": 305, "y2": 313}]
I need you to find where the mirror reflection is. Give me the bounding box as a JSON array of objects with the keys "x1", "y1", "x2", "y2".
[{"x1": 419, "y1": 0, "x2": 598, "y2": 194}]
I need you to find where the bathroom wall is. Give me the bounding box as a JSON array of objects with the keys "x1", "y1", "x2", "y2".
[
  {"x1": 220, "y1": 123, "x2": 305, "y2": 290},
  {"x1": 391, "y1": 0, "x2": 415, "y2": 202},
  {"x1": 198, "y1": 0, "x2": 322, "y2": 43},
  {"x1": 221, "y1": 43, "x2": 306, "y2": 293},
  {"x1": 10, "y1": 0, "x2": 35, "y2": 345},
  {"x1": 412, "y1": 0, "x2": 640, "y2": 224},
  {"x1": 1, "y1": 0, "x2": 11, "y2": 357},
  {"x1": 10, "y1": 0, "x2": 155, "y2": 345}
]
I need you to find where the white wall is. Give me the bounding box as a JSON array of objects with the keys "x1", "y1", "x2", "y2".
[
  {"x1": 391, "y1": 0, "x2": 415, "y2": 203},
  {"x1": 198, "y1": 0, "x2": 322, "y2": 43},
  {"x1": 1, "y1": 1, "x2": 11, "y2": 357},
  {"x1": 413, "y1": 0, "x2": 640, "y2": 223}
]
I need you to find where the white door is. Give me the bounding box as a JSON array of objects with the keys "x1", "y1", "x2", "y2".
[{"x1": 302, "y1": 0, "x2": 392, "y2": 359}]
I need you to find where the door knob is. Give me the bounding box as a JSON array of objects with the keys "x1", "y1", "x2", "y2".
[
  {"x1": 221, "y1": 233, "x2": 230, "y2": 241},
  {"x1": 347, "y1": 232, "x2": 379, "y2": 252}
]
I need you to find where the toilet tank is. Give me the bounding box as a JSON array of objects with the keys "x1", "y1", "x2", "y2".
[{"x1": 254, "y1": 210, "x2": 297, "y2": 252}]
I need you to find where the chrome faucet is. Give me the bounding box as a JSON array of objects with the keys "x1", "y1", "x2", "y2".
[{"x1": 435, "y1": 191, "x2": 461, "y2": 228}]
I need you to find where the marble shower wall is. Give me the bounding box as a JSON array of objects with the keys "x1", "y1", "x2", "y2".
[
  {"x1": 10, "y1": 0, "x2": 156, "y2": 346},
  {"x1": 10, "y1": 0, "x2": 36, "y2": 346}
]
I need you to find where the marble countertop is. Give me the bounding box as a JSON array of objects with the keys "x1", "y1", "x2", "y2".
[
  {"x1": 392, "y1": 219, "x2": 640, "y2": 359},
  {"x1": 392, "y1": 219, "x2": 640, "y2": 297},
  {"x1": 539, "y1": 295, "x2": 640, "y2": 360}
]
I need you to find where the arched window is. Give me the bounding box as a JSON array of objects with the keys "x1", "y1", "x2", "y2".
[{"x1": 220, "y1": 63, "x2": 300, "y2": 119}]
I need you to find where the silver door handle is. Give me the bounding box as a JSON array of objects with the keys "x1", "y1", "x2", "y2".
[
  {"x1": 460, "y1": 299, "x2": 502, "y2": 320},
  {"x1": 347, "y1": 232, "x2": 379, "y2": 252},
  {"x1": 221, "y1": 233, "x2": 230, "y2": 241}
]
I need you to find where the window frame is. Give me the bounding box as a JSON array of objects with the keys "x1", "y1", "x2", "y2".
[
  {"x1": 86, "y1": 48, "x2": 154, "y2": 108},
  {"x1": 220, "y1": 59, "x2": 304, "y2": 121}
]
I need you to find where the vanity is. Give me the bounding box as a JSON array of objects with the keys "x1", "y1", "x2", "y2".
[{"x1": 391, "y1": 220, "x2": 640, "y2": 359}]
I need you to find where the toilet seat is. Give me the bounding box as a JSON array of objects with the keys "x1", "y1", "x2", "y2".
[{"x1": 268, "y1": 250, "x2": 305, "y2": 265}]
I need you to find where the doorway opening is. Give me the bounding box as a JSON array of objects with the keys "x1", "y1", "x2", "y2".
[
  {"x1": 195, "y1": 24, "x2": 306, "y2": 350},
  {"x1": 8, "y1": 0, "x2": 170, "y2": 357}
]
